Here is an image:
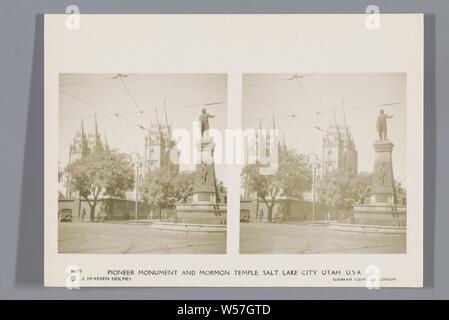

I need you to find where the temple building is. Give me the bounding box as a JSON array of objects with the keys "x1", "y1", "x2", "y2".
[
  {"x1": 254, "y1": 114, "x2": 285, "y2": 163},
  {"x1": 321, "y1": 110, "x2": 358, "y2": 177},
  {"x1": 243, "y1": 114, "x2": 285, "y2": 199},
  {"x1": 66, "y1": 115, "x2": 108, "y2": 197},
  {"x1": 143, "y1": 118, "x2": 179, "y2": 176}
]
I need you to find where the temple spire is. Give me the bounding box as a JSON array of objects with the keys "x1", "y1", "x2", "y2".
[
  {"x1": 155, "y1": 105, "x2": 160, "y2": 129},
  {"x1": 164, "y1": 98, "x2": 170, "y2": 136},
  {"x1": 332, "y1": 108, "x2": 338, "y2": 128},
  {"x1": 104, "y1": 131, "x2": 109, "y2": 149},
  {"x1": 341, "y1": 99, "x2": 348, "y2": 130},
  {"x1": 283, "y1": 133, "x2": 287, "y2": 151},
  {"x1": 94, "y1": 113, "x2": 99, "y2": 137},
  {"x1": 80, "y1": 118, "x2": 89, "y2": 158},
  {"x1": 94, "y1": 113, "x2": 102, "y2": 151}
]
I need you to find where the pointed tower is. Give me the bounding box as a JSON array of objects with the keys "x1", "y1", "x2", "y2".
[
  {"x1": 322, "y1": 104, "x2": 358, "y2": 176},
  {"x1": 104, "y1": 131, "x2": 109, "y2": 150},
  {"x1": 164, "y1": 99, "x2": 171, "y2": 137},
  {"x1": 282, "y1": 133, "x2": 287, "y2": 152},
  {"x1": 94, "y1": 114, "x2": 99, "y2": 144},
  {"x1": 94, "y1": 114, "x2": 103, "y2": 152},
  {"x1": 144, "y1": 104, "x2": 179, "y2": 175},
  {"x1": 255, "y1": 119, "x2": 262, "y2": 163},
  {"x1": 272, "y1": 113, "x2": 282, "y2": 153},
  {"x1": 80, "y1": 118, "x2": 90, "y2": 158}
]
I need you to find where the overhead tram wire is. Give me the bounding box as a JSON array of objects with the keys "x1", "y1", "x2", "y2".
[
  {"x1": 293, "y1": 101, "x2": 406, "y2": 117},
  {"x1": 59, "y1": 89, "x2": 149, "y2": 131},
  {"x1": 60, "y1": 91, "x2": 227, "y2": 122},
  {"x1": 242, "y1": 100, "x2": 405, "y2": 123},
  {"x1": 114, "y1": 73, "x2": 145, "y2": 127},
  {"x1": 249, "y1": 101, "x2": 405, "y2": 120},
  {"x1": 243, "y1": 94, "x2": 294, "y2": 119},
  {"x1": 116, "y1": 74, "x2": 142, "y2": 113},
  {"x1": 243, "y1": 77, "x2": 292, "y2": 88},
  {"x1": 243, "y1": 74, "x2": 314, "y2": 88},
  {"x1": 242, "y1": 94, "x2": 326, "y2": 132},
  {"x1": 60, "y1": 89, "x2": 114, "y2": 116},
  {"x1": 242, "y1": 114, "x2": 293, "y2": 123},
  {"x1": 293, "y1": 76, "x2": 318, "y2": 111},
  {"x1": 60, "y1": 100, "x2": 227, "y2": 121},
  {"x1": 59, "y1": 75, "x2": 121, "y2": 88},
  {"x1": 242, "y1": 94, "x2": 405, "y2": 132}
]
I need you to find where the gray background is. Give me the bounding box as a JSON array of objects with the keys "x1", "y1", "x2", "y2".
[{"x1": 0, "y1": 0, "x2": 446, "y2": 300}]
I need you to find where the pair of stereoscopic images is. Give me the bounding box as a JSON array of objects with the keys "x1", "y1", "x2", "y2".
[{"x1": 58, "y1": 73, "x2": 406, "y2": 255}]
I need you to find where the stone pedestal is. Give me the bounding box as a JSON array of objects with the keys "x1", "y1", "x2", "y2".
[
  {"x1": 175, "y1": 138, "x2": 226, "y2": 225},
  {"x1": 192, "y1": 138, "x2": 218, "y2": 204},
  {"x1": 371, "y1": 140, "x2": 395, "y2": 199},
  {"x1": 353, "y1": 139, "x2": 406, "y2": 227}
]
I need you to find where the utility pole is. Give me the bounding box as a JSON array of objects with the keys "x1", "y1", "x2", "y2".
[
  {"x1": 135, "y1": 157, "x2": 139, "y2": 221},
  {"x1": 308, "y1": 153, "x2": 319, "y2": 223},
  {"x1": 313, "y1": 165, "x2": 317, "y2": 223},
  {"x1": 130, "y1": 152, "x2": 140, "y2": 221}
]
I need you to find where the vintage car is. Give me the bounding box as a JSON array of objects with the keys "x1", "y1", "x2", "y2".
[
  {"x1": 240, "y1": 209, "x2": 250, "y2": 223},
  {"x1": 59, "y1": 208, "x2": 73, "y2": 222}
]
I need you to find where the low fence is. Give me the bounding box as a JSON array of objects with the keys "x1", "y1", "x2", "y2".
[
  {"x1": 240, "y1": 198, "x2": 344, "y2": 223},
  {"x1": 58, "y1": 197, "x2": 175, "y2": 222}
]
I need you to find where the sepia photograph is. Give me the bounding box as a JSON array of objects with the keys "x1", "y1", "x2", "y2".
[
  {"x1": 44, "y1": 14, "x2": 423, "y2": 288},
  {"x1": 58, "y1": 73, "x2": 227, "y2": 254},
  {"x1": 240, "y1": 73, "x2": 407, "y2": 254}
]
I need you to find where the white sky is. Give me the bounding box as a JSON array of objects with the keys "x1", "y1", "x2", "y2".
[
  {"x1": 242, "y1": 73, "x2": 407, "y2": 185},
  {"x1": 59, "y1": 73, "x2": 406, "y2": 188},
  {"x1": 59, "y1": 74, "x2": 228, "y2": 184}
]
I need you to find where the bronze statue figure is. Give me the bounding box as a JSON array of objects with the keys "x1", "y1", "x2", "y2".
[
  {"x1": 199, "y1": 108, "x2": 215, "y2": 137},
  {"x1": 376, "y1": 109, "x2": 393, "y2": 140}
]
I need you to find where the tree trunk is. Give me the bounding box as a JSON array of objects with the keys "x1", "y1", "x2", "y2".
[
  {"x1": 267, "y1": 205, "x2": 273, "y2": 223},
  {"x1": 89, "y1": 203, "x2": 96, "y2": 221}
]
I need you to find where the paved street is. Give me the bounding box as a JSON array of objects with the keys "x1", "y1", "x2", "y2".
[
  {"x1": 59, "y1": 222, "x2": 226, "y2": 254},
  {"x1": 240, "y1": 223, "x2": 406, "y2": 254}
]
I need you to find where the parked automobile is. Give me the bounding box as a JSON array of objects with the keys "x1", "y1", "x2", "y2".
[
  {"x1": 59, "y1": 208, "x2": 73, "y2": 222},
  {"x1": 240, "y1": 209, "x2": 250, "y2": 223}
]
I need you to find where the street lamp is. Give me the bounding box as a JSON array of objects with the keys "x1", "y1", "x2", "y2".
[
  {"x1": 130, "y1": 152, "x2": 142, "y2": 221},
  {"x1": 307, "y1": 153, "x2": 319, "y2": 223}
]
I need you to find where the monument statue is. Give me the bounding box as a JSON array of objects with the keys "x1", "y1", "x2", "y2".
[
  {"x1": 199, "y1": 108, "x2": 215, "y2": 137},
  {"x1": 376, "y1": 109, "x2": 394, "y2": 140},
  {"x1": 175, "y1": 108, "x2": 226, "y2": 226},
  {"x1": 352, "y1": 109, "x2": 406, "y2": 227}
]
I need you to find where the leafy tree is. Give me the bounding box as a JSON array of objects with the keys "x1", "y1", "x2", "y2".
[
  {"x1": 242, "y1": 149, "x2": 312, "y2": 222},
  {"x1": 65, "y1": 149, "x2": 135, "y2": 221},
  {"x1": 276, "y1": 151, "x2": 313, "y2": 198},
  {"x1": 172, "y1": 170, "x2": 197, "y2": 201},
  {"x1": 140, "y1": 168, "x2": 177, "y2": 218},
  {"x1": 349, "y1": 172, "x2": 372, "y2": 204},
  {"x1": 318, "y1": 170, "x2": 372, "y2": 214}
]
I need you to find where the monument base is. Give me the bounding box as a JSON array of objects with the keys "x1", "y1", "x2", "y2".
[
  {"x1": 175, "y1": 203, "x2": 227, "y2": 225},
  {"x1": 353, "y1": 204, "x2": 406, "y2": 227},
  {"x1": 150, "y1": 221, "x2": 226, "y2": 233},
  {"x1": 328, "y1": 222, "x2": 405, "y2": 234}
]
